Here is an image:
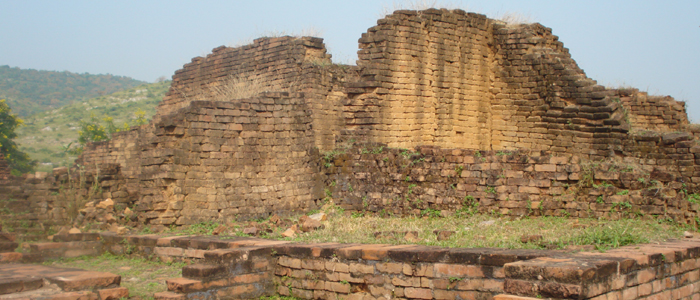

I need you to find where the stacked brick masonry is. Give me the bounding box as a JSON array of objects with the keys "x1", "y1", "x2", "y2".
[
  {"x1": 350, "y1": 9, "x2": 496, "y2": 150},
  {"x1": 324, "y1": 141, "x2": 700, "y2": 224},
  {"x1": 137, "y1": 93, "x2": 323, "y2": 226},
  {"x1": 504, "y1": 241, "x2": 700, "y2": 299},
  {"x1": 156, "y1": 36, "x2": 330, "y2": 120},
  {"x1": 345, "y1": 9, "x2": 690, "y2": 159},
  {"x1": 613, "y1": 88, "x2": 688, "y2": 132},
  {"x1": 14, "y1": 233, "x2": 700, "y2": 300}
]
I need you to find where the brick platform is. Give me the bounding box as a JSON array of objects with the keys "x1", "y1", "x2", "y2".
[{"x1": 0, "y1": 264, "x2": 127, "y2": 300}]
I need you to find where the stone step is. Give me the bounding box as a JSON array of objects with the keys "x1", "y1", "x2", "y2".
[
  {"x1": 0, "y1": 275, "x2": 43, "y2": 295},
  {"x1": 0, "y1": 242, "x2": 18, "y2": 253},
  {"x1": 182, "y1": 264, "x2": 227, "y2": 280},
  {"x1": 45, "y1": 270, "x2": 122, "y2": 292},
  {"x1": 0, "y1": 252, "x2": 23, "y2": 263},
  {"x1": 166, "y1": 272, "x2": 268, "y2": 294},
  {"x1": 29, "y1": 241, "x2": 103, "y2": 259},
  {"x1": 0, "y1": 232, "x2": 16, "y2": 242},
  {"x1": 154, "y1": 291, "x2": 186, "y2": 300}
]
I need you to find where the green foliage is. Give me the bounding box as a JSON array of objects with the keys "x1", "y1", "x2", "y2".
[
  {"x1": 0, "y1": 99, "x2": 36, "y2": 174},
  {"x1": 566, "y1": 224, "x2": 648, "y2": 251},
  {"x1": 420, "y1": 208, "x2": 441, "y2": 218},
  {"x1": 688, "y1": 193, "x2": 700, "y2": 204},
  {"x1": 183, "y1": 221, "x2": 219, "y2": 235},
  {"x1": 0, "y1": 65, "x2": 145, "y2": 117}
]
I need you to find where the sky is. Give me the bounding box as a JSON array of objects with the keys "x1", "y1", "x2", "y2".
[{"x1": 1, "y1": 0, "x2": 699, "y2": 120}]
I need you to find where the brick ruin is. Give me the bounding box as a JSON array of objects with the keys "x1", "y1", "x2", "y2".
[
  {"x1": 2, "y1": 8, "x2": 700, "y2": 300},
  {"x1": 1, "y1": 9, "x2": 698, "y2": 229}
]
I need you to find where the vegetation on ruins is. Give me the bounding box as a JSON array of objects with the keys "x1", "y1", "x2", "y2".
[{"x1": 0, "y1": 99, "x2": 36, "y2": 174}]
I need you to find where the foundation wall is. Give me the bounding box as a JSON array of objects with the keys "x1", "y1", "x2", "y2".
[{"x1": 10, "y1": 233, "x2": 700, "y2": 300}]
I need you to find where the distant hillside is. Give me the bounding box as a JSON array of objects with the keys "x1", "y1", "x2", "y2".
[
  {"x1": 0, "y1": 65, "x2": 146, "y2": 116},
  {"x1": 15, "y1": 81, "x2": 170, "y2": 172}
]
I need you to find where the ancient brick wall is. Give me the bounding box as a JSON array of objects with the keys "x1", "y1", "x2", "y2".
[
  {"x1": 324, "y1": 140, "x2": 700, "y2": 224},
  {"x1": 342, "y1": 9, "x2": 689, "y2": 160},
  {"x1": 8, "y1": 9, "x2": 694, "y2": 230},
  {"x1": 347, "y1": 10, "x2": 496, "y2": 149},
  {"x1": 137, "y1": 92, "x2": 323, "y2": 226},
  {"x1": 613, "y1": 88, "x2": 688, "y2": 132}
]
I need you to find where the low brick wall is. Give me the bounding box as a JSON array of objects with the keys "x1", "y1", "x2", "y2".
[
  {"x1": 10, "y1": 233, "x2": 700, "y2": 300},
  {"x1": 325, "y1": 142, "x2": 700, "y2": 225}
]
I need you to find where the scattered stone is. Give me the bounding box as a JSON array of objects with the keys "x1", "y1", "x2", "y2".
[
  {"x1": 299, "y1": 216, "x2": 323, "y2": 232},
  {"x1": 242, "y1": 227, "x2": 259, "y2": 236},
  {"x1": 281, "y1": 228, "x2": 296, "y2": 238},
  {"x1": 520, "y1": 234, "x2": 543, "y2": 243},
  {"x1": 478, "y1": 220, "x2": 496, "y2": 227},
  {"x1": 404, "y1": 231, "x2": 420, "y2": 243},
  {"x1": 434, "y1": 230, "x2": 455, "y2": 241},
  {"x1": 123, "y1": 207, "x2": 133, "y2": 216},
  {"x1": 68, "y1": 228, "x2": 81, "y2": 234},
  {"x1": 96, "y1": 198, "x2": 114, "y2": 210},
  {"x1": 684, "y1": 231, "x2": 694, "y2": 238},
  {"x1": 56, "y1": 226, "x2": 70, "y2": 236},
  {"x1": 104, "y1": 214, "x2": 117, "y2": 224},
  {"x1": 212, "y1": 225, "x2": 228, "y2": 235},
  {"x1": 269, "y1": 214, "x2": 281, "y2": 224},
  {"x1": 308, "y1": 212, "x2": 328, "y2": 222}
]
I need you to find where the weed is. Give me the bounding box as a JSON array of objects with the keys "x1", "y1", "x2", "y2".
[
  {"x1": 371, "y1": 146, "x2": 385, "y2": 154},
  {"x1": 688, "y1": 193, "x2": 700, "y2": 204},
  {"x1": 407, "y1": 184, "x2": 417, "y2": 195},
  {"x1": 495, "y1": 151, "x2": 510, "y2": 156},
  {"x1": 421, "y1": 208, "x2": 441, "y2": 218},
  {"x1": 616, "y1": 190, "x2": 629, "y2": 195},
  {"x1": 455, "y1": 165, "x2": 464, "y2": 177},
  {"x1": 485, "y1": 186, "x2": 496, "y2": 194},
  {"x1": 596, "y1": 196, "x2": 604, "y2": 204}
]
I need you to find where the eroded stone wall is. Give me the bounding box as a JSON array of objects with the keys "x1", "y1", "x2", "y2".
[
  {"x1": 137, "y1": 93, "x2": 323, "y2": 225},
  {"x1": 323, "y1": 135, "x2": 700, "y2": 224}
]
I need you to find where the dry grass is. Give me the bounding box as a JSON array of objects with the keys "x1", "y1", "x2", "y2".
[
  {"x1": 493, "y1": 11, "x2": 536, "y2": 25},
  {"x1": 288, "y1": 211, "x2": 686, "y2": 251},
  {"x1": 208, "y1": 74, "x2": 268, "y2": 101}
]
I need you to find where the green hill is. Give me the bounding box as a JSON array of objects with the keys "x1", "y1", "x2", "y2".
[
  {"x1": 15, "y1": 81, "x2": 170, "y2": 172},
  {"x1": 0, "y1": 65, "x2": 146, "y2": 117}
]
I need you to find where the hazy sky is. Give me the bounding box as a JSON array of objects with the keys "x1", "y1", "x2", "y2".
[{"x1": 1, "y1": 0, "x2": 699, "y2": 120}]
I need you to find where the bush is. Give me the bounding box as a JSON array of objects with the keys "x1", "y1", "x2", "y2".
[{"x1": 0, "y1": 99, "x2": 36, "y2": 174}]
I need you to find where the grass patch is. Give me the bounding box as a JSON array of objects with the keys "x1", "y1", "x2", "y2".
[
  {"x1": 287, "y1": 214, "x2": 684, "y2": 250},
  {"x1": 43, "y1": 252, "x2": 185, "y2": 299}
]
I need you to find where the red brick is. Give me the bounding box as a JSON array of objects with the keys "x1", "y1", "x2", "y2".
[
  {"x1": 97, "y1": 287, "x2": 128, "y2": 300},
  {"x1": 404, "y1": 287, "x2": 432, "y2": 299},
  {"x1": 46, "y1": 271, "x2": 121, "y2": 292},
  {"x1": 153, "y1": 291, "x2": 185, "y2": 300},
  {"x1": 434, "y1": 263, "x2": 484, "y2": 278},
  {"x1": 325, "y1": 281, "x2": 350, "y2": 293}
]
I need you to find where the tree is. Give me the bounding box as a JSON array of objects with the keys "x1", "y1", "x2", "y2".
[{"x1": 0, "y1": 99, "x2": 36, "y2": 175}]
